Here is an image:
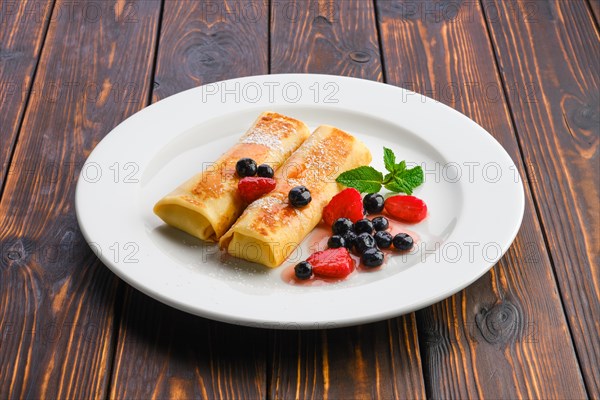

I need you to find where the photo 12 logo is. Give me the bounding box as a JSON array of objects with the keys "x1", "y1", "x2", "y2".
[
  {"x1": 0, "y1": 1, "x2": 139, "y2": 24},
  {"x1": 418, "y1": 161, "x2": 523, "y2": 185},
  {"x1": 80, "y1": 160, "x2": 140, "y2": 184},
  {"x1": 200, "y1": 80, "x2": 340, "y2": 104}
]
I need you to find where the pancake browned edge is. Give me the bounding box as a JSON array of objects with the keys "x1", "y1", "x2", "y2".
[
  {"x1": 219, "y1": 125, "x2": 372, "y2": 267},
  {"x1": 153, "y1": 112, "x2": 310, "y2": 242}
]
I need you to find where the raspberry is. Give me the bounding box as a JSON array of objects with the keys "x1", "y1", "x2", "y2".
[
  {"x1": 322, "y1": 188, "x2": 364, "y2": 226},
  {"x1": 237, "y1": 177, "x2": 276, "y2": 203},
  {"x1": 307, "y1": 247, "x2": 355, "y2": 279},
  {"x1": 384, "y1": 195, "x2": 427, "y2": 223}
]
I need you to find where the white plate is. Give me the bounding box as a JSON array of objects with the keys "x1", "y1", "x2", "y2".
[{"x1": 75, "y1": 74, "x2": 524, "y2": 329}]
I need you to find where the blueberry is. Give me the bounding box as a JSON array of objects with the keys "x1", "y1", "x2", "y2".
[
  {"x1": 235, "y1": 158, "x2": 257, "y2": 177},
  {"x1": 257, "y1": 164, "x2": 274, "y2": 178},
  {"x1": 363, "y1": 193, "x2": 384, "y2": 214},
  {"x1": 288, "y1": 186, "x2": 312, "y2": 207},
  {"x1": 374, "y1": 231, "x2": 393, "y2": 249},
  {"x1": 354, "y1": 232, "x2": 376, "y2": 254},
  {"x1": 327, "y1": 235, "x2": 346, "y2": 249},
  {"x1": 294, "y1": 261, "x2": 313, "y2": 280},
  {"x1": 393, "y1": 233, "x2": 414, "y2": 251},
  {"x1": 371, "y1": 216, "x2": 389, "y2": 231},
  {"x1": 362, "y1": 248, "x2": 384, "y2": 267},
  {"x1": 342, "y1": 231, "x2": 358, "y2": 249},
  {"x1": 354, "y1": 219, "x2": 373, "y2": 235},
  {"x1": 332, "y1": 218, "x2": 354, "y2": 235}
]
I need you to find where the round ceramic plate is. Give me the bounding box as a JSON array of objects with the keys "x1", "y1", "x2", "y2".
[{"x1": 75, "y1": 74, "x2": 524, "y2": 329}]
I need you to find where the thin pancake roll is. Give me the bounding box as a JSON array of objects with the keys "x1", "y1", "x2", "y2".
[
  {"x1": 153, "y1": 112, "x2": 310, "y2": 241},
  {"x1": 219, "y1": 125, "x2": 372, "y2": 268}
]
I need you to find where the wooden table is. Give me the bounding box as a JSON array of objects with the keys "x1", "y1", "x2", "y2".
[{"x1": 1, "y1": 1, "x2": 598, "y2": 398}]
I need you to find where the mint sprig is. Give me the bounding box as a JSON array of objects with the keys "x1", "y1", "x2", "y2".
[
  {"x1": 336, "y1": 147, "x2": 424, "y2": 194},
  {"x1": 383, "y1": 147, "x2": 396, "y2": 172},
  {"x1": 335, "y1": 166, "x2": 383, "y2": 193}
]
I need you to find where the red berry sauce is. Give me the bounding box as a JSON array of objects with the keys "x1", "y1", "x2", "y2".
[{"x1": 282, "y1": 215, "x2": 421, "y2": 285}]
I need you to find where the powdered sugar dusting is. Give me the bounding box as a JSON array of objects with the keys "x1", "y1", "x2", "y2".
[
  {"x1": 304, "y1": 140, "x2": 327, "y2": 175},
  {"x1": 241, "y1": 129, "x2": 284, "y2": 153},
  {"x1": 251, "y1": 195, "x2": 282, "y2": 211},
  {"x1": 247, "y1": 192, "x2": 302, "y2": 231},
  {"x1": 240, "y1": 115, "x2": 295, "y2": 154}
]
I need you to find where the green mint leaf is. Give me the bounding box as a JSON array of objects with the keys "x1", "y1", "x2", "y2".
[
  {"x1": 338, "y1": 147, "x2": 425, "y2": 194},
  {"x1": 383, "y1": 172, "x2": 393, "y2": 184},
  {"x1": 383, "y1": 147, "x2": 396, "y2": 172},
  {"x1": 384, "y1": 179, "x2": 413, "y2": 195},
  {"x1": 336, "y1": 166, "x2": 383, "y2": 193},
  {"x1": 385, "y1": 165, "x2": 423, "y2": 194},
  {"x1": 394, "y1": 160, "x2": 406, "y2": 173},
  {"x1": 401, "y1": 165, "x2": 424, "y2": 186}
]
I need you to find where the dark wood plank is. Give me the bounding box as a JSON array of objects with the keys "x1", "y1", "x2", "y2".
[
  {"x1": 589, "y1": 0, "x2": 600, "y2": 22},
  {"x1": 270, "y1": 318, "x2": 425, "y2": 400},
  {"x1": 269, "y1": 1, "x2": 425, "y2": 399},
  {"x1": 110, "y1": 290, "x2": 266, "y2": 399},
  {"x1": 0, "y1": 1, "x2": 162, "y2": 398},
  {"x1": 376, "y1": 0, "x2": 587, "y2": 398},
  {"x1": 0, "y1": 0, "x2": 54, "y2": 193},
  {"x1": 151, "y1": 0, "x2": 268, "y2": 101},
  {"x1": 109, "y1": 1, "x2": 269, "y2": 398},
  {"x1": 271, "y1": 0, "x2": 382, "y2": 79},
  {"x1": 482, "y1": 0, "x2": 600, "y2": 396}
]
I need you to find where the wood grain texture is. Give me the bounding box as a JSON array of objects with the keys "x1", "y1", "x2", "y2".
[
  {"x1": 152, "y1": 0, "x2": 268, "y2": 101},
  {"x1": 376, "y1": 0, "x2": 587, "y2": 398},
  {"x1": 482, "y1": 0, "x2": 600, "y2": 396},
  {"x1": 589, "y1": 0, "x2": 600, "y2": 22},
  {"x1": 109, "y1": 1, "x2": 269, "y2": 399},
  {"x1": 110, "y1": 290, "x2": 266, "y2": 400},
  {"x1": 0, "y1": 0, "x2": 54, "y2": 194},
  {"x1": 270, "y1": 318, "x2": 425, "y2": 400},
  {"x1": 270, "y1": 0, "x2": 382, "y2": 79},
  {"x1": 269, "y1": 1, "x2": 425, "y2": 399},
  {"x1": 0, "y1": 1, "x2": 162, "y2": 398}
]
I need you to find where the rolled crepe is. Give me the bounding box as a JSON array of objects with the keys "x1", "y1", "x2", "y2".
[
  {"x1": 154, "y1": 112, "x2": 310, "y2": 241},
  {"x1": 219, "y1": 125, "x2": 372, "y2": 267}
]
